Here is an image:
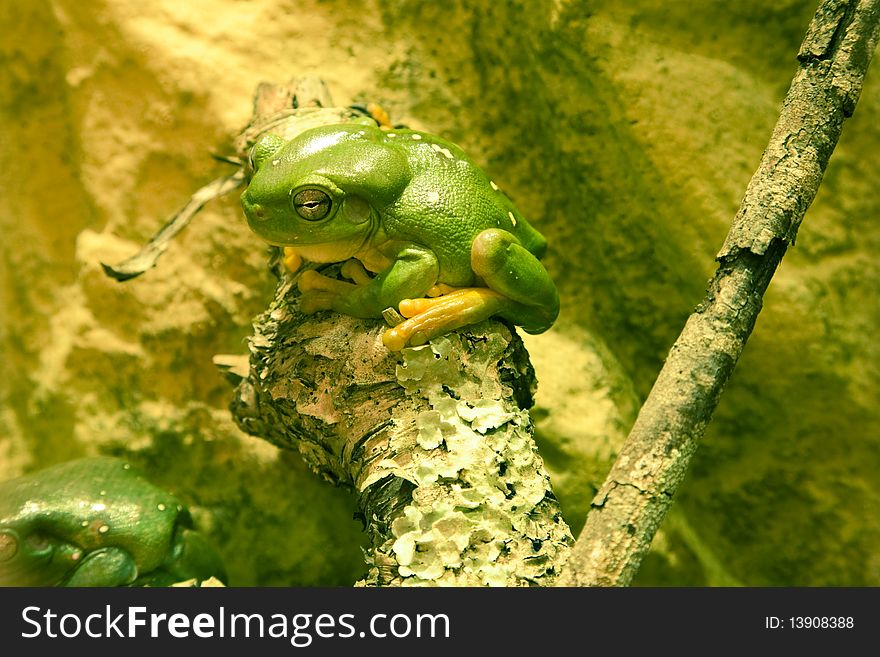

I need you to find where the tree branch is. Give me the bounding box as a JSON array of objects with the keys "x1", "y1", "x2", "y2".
[
  {"x1": 230, "y1": 273, "x2": 573, "y2": 586},
  {"x1": 558, "y1": 0, "x2": 880, "y2": 587}
]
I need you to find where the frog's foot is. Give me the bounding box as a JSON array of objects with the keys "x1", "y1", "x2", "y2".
[
  {"x1": 282, "y1": 247, "x2": 302, "y2": 273},
  {"x1": 364, "y1": 103, "x2": 394, "y2": 129},
  {"x1": 349, "y1": 102, "x2": 395, "y2": 129},
  {"x1": 298, "y1": 269, "x2": 357, "y2": 313},
  {"x1": 297, "y1": 263, "x2": 373, "y2": 313},
  {"x1": 340, "y1": 259, "x2": 373, "y2": 285},
  {"x1": 383, "y1": 288, "x2": 507, "y2": 351}
]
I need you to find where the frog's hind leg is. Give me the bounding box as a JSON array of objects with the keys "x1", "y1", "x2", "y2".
[
  {"x1": 382, "y1": 230, "x2": 558, "y2": 350},
  {"x1": 470, "y1": 228, "x2": 559, "y2": 333}
]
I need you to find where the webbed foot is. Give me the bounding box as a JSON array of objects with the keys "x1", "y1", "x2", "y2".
[
  {"x1": 382, "y1": 287, "x2": 506, "y2": 351},
  {"x1": 297, "y1": 261, "x2": 373, "y2": 313}
]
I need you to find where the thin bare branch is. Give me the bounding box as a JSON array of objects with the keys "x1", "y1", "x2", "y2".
[
  {"x1": 101, "y1": 170, "x2": 245, "y2": 281},
  {"x1": 559, "y1": 0, "x2": 880, "y2": 587}
]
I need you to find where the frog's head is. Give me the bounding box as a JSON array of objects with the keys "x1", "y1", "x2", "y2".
[
  {"x1": 241, "y1": 125, "x2": 410, "y2": 259},
  {"x1": 0, "y1": 522, "x2": 83, "y2": 586}
]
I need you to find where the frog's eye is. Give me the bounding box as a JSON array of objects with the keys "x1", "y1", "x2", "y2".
[
  {"x1": 292, "y1": 189, "x2": 332, "y2": 221},
  {"x1": 0, "y1": 530, "x2": 18, "y2": 562},
  {"x1": 25, "y1": 531, "x2": 52, "y2": 554}
]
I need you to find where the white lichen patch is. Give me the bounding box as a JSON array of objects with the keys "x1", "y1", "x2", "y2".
[
  {"x1": 456, "y1": 399, "x2": 515, "y2": 433},
  {"x1": 391, "y1": 503, "x2": 476, "y2": 580},
  {"x1": 415, "y1": 410, "x2": 444, "y2": 449},
  {"x1": 365, "y1": 329, "x2": 573, "y2": 586}
]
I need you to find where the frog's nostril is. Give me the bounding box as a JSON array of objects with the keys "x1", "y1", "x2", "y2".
[{"x1": 251, "y1": 204, "x2": 266, "y2": 220}]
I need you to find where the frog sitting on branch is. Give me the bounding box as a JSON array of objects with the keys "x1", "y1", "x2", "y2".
[{"x1": 241, "y1": 122, "x2": 559, "y2": 351}]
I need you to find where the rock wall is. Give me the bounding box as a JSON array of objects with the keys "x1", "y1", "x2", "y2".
[{"x1": 1, "y1": 0, "x2": 877, "y2": 585}]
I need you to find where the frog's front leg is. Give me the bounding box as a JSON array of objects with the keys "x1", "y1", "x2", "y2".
[
  {"x1": 63, "y1": 547, "x2": 139, "y2": 587},
  {"x1": 298, "y1": 245, "x2": 439, "y2": 319},
  {"x1": 130, "y1": 526, "x2": 228, "y2": 587},
  {"x1": 384, "y1": 229, "x2": 559, "y2": 350}
]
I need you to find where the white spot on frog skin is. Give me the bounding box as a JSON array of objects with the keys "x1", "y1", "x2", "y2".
[
  {"x1": 157, "y1": 503, "x2": 166, "y2": 511},
  {"x1": 411, "y1": 133, "x2": 422, "y2": 140},
  {"x1": 81, "y1": 520, "x2": 89, "y2": 527},
  {"x1": 98, "y1": 525, "x2": 110, "y2": 534},
  {"x1": 426, "y1": 191, "x2": 440, "y2": 204},
  {"x1": 508, "y1": 211, "x2": 517, "y2": 226},
  {"x1": 271, "y1": 159, "x2": 280, "y2": 166},
  {"x1": 71, "y1": 551, "x2": 81, "y2": 561},
  {"x1": 429, "y1": 143, "x2": 455, "y2": 159},
  {"x1": 490, "y1": 181, "x2": 499, "y2": 191},
  {"x1": 91, "y1": 503, "x2": 106, "y2": 512},
  {"x1": 387, "y1": 133, "x2": 397, "y2": 138},
  {"x1": 122, "y1": 464, "x2": 131, "y2": 470},
  {"x1": 99, "y1": 490, "x2": 107, "y2": 496}
]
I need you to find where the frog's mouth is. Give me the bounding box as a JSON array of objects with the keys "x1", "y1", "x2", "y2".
[{"x1": 281, "y1": 241, "x2": 366, "y2": 264}]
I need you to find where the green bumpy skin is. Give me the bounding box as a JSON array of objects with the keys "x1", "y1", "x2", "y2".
[
  {"x1": 241, "y1": 123, "x2": 559, "y2": 350},
  {"x1": 0, "y1": 457, "x2": 226, "y2": 587}
]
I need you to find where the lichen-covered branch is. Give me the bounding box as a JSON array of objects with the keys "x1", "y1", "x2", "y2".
[
  {"x1": 230, "y1": 270, "x2": 572, "y2": 585},
  {"x1": 559, "y1": 0, "x2": 880, "y2": 587}
]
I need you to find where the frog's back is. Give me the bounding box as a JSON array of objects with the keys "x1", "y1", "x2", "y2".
[{"x1": 380, "y1": 129, "x2": 547, "y2": 278}]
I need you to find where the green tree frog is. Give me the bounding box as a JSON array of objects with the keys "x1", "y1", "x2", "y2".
[
  {"x1": 0, "y1": 457, "x2": 226, "y2": 587},
  {"x1": 241, "y1": 123, "x2": 559, "y2": 350}
]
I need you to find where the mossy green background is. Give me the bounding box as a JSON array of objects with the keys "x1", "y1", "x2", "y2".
[{"x1": 1, "y1": 0, "x2": 877, "y2": 585}]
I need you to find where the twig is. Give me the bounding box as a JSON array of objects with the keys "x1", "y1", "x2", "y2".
[
  {"x1": 101, "y1": 75, "x2": 355, "y2": 282},
  {"x1": 558, "y1": 0, "x2": 880, "y2": 587},
  {"x1": 101, "y1": 170, "x2": 245, "y2": 281}
]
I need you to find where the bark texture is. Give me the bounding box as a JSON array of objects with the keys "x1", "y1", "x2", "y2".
[
  {"x1": 559, "y1": 0, "x2": 880, "y2": 587},
  {"x1": 231, "y1": 270, "x2": 573, "y2": 585}
]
